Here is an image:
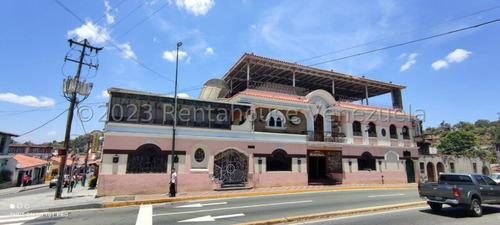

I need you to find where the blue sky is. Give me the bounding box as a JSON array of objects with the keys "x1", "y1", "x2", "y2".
[{"x1": 0, "y1": 0, "x2": 499, "y2": 144}]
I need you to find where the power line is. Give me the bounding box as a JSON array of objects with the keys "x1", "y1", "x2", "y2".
[
  {"x1": 113, "y1": 1, "x2": 170, "y2": 41},
  {"x1": 108, "y1": 0, "x2": 148, "y2": 32},
  {"x1": 308, "y1": 18, "x2": 500, "y2": 67},
  {"x1": 19, "y1": 109, "x2": 69, "y2": 136},
  {"x1": 297, "y1": 5, "x2": 500, "y2": 63},
  {"x1": 53, "y1": 0, "x2": 175, "y2": 83}
]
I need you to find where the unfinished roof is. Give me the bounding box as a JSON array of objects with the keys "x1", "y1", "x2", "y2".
[{"x1": 222, "y1": 53, "x2": 405, "y2": 100}]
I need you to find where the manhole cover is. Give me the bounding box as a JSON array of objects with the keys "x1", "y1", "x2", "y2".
[{"x1": 114, "y1": 196, "x2": 135, "y2": 201}]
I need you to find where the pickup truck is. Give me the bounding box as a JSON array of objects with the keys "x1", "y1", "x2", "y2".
[{"x1": 419, "y1": 173, "x2": 500, "y2": 217}]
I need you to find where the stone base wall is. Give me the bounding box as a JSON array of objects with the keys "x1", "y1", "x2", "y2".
[{"x1": 251, "y1": 172, "x2": 307, "y2": 188}]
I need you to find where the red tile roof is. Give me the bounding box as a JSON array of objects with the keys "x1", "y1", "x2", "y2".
[
  {"x1": 229, "y1": 89, "x2": 308, "y2": 103},
  {"x1": 13, "y1": 154, "x2": 49, "y2": 169}
]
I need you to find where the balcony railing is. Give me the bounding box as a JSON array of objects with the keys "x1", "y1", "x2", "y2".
[{"x1": 307, "y1": 131, "x2": 347, "y2": 143}]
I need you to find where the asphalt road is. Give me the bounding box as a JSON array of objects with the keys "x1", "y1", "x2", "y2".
[
  {"x1": 0, "y1": 188, "x2": 423, "y2": 225},
  {"x1": 297, "y1": 204, "x2": 500, "y2": 225}
]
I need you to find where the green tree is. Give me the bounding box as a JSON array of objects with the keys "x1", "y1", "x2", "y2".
[
  {"x1": 454, "y1": 121, "x2": 475, "y2": 132},
  {"x1": 474, "y1": 119, "x2": 490, "y2": 128},
  {"x1": 437, "y1": 130, "x2": 476, "y2": 155}
]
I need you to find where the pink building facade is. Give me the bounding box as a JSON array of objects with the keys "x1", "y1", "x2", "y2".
[{"x1": 98, "y1": 54, "x2": 420, "y2": 196}]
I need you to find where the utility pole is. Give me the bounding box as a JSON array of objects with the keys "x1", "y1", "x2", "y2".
[
  {"x1": 171, "y1": 42, "x2": 182, "y2": 171},
  {"x1": 55, "y1": 39, "x2": 102, "y2": 200}
]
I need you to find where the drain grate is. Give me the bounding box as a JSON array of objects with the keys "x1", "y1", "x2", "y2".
[{"x1": 114, "y1": 196, "x2": 135, "y2": 201}]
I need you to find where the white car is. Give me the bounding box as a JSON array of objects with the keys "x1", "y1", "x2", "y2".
[
  {"x1": 49, "y1": 175, "x2": 69, "y2": 188},
  {"x1": 489, "y1": 173, "x2": 500, "y2": 184}
]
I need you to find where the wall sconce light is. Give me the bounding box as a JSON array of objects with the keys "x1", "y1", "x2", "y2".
[
  {"x1": 378, "y1": 160, "x2": 382, "y2": 166},
  {"x1": 348, "y1": 159, "x2": 352, "y2": 166},
  {"x1": 258, "y1": 158, "x2": 262, "y2": 164},
  {"x1": 112, "y1": 155, "x2": 119, "y2": 163},
  {"x1": 174, "y1": 155, "x2": 179, "y2": 163},
  {"x1": 297, "y1": 159, "x2": 301, "y2": 165}
]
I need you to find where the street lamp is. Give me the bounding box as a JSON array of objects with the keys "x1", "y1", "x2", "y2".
[{"x1": 171, "y1": 42, "x2": 182, "y2": 171}]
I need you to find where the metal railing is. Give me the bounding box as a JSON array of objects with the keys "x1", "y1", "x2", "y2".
[{"x1": 307, "y1": 131, "x2": 347, "y2": 143}]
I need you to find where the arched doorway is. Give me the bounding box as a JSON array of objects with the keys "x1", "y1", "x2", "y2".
[
  {"x1": 482, "y1": 166, "x2": 490, "y2": 176},
  {"x1": 436, "y1": 162, "x2": 445, "y2": 175},
  {"x1": 213, "y1": 149, "x2": 248, "y2": 185},
  {"x1": 426, "y1": 162, "x2": 436, "y2": 182},
  {"x1": 405, "y1": 159, "x2": 415, "y2": 183},
  {"x1": 314, "y1": 114, "x2": 324, "y2": 141},
  {"x1": 308, "y1": 151, "x2": 327, "y2": 180}
]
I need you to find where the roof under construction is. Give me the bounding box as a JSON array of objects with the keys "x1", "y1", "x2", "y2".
[{"x1": 221, "y1": 53, "x2": 405, "y2": 101}]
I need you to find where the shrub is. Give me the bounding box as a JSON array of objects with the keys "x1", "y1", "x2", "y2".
[{"x1": 88, "y1": 176, "x2": 97, "y2": 188}]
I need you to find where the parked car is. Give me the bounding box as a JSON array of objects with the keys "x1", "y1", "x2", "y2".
[
  {"x1": 489, "y1": 173, "x2": 500, "y2": 184},
  {"x1": 419, "y1": 173, "x2": 500, "y2": 217},
  {"x1": 49, "y1": 175, "x2": 69, "y2": 188}
]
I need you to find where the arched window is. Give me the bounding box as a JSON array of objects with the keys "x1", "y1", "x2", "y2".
[
  {"x1": 267, "y1": 149, "x2": 292, "y2": 171},
  {"x1": 402, "y1": 126, "x2": 410, "y2": 139},
  {"x1": 358, "y1": 152, "x2": 376, "y2": 171},
  {"x1": 266, "y1": 110, "x2": 286, "y2": 129},
  {"x1": 127, "y1": 144, "x2": 168, "y2": 174},
  {"x1": 390, "y1": 124, "x2": 398, "y2": 139},
  {"x1": 368, "y1": 122, "x2": 377, "y2": 137},
  {"x1": 353, "y1": 121, "x2": 362, "y2": 136}
]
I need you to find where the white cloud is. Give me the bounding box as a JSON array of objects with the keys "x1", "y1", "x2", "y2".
[
  {"x1": 118, "y1": 42, "x2": 137, "y2": 60},
  {"x1": 431, "y1": 60, "x2": 448, "y2": 70},
  {"x1": 205, "y1": 47, "x2": 214, "y2": 55},
  {"x1": 104, "y1": 0, "x2": 115, "y2": 24},
  {"x1": 67, "y1": 20, "x2": 111, "y2": 44},
  {"x1": 97, "y1": 90, "x2": 109, "y2": 99},
  {"x1": 47, "y1": 131, "x2": 57, "y2": 136},
  {"x1": 445, "y1": 49, "x2": 472, "y2": 63},
  {"x1": 162, "y1": 50, "x2": 188, "y2": 62},
  {"x1": 0, "y1": 93, "x2": 55, "y2": 107},
  {"x1": 251, "y1": 24, "x2": 257, "y2": 29},
  {"x1": 153, "y1": 37, "x2": 159, "y2": 43},
  {"x1": 396, "y1": 53, "x2": 406, "y2": 60},
  {"x1": 176, "y1": 0, "x2": 214, "y2": 16},
  {"x1": 400, "y1": 53, "x2": 418, "y2": 72},
  {"x1": 431, "y1": 49, "x2": 472, "y2": 71},
  {"x1": 177, "y1": 93, "x2": 189, "y2": 98}
]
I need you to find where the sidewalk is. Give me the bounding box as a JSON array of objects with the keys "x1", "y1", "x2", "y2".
[
  {"x1": 0, "y1": 183, "x2": 49, "y2": 196},
  {"x1": 0, "y1": 184, "x2": 102, "y2": 216}
]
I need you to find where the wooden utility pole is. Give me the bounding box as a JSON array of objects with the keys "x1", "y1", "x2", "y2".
[{"x1": 55, "y1": 39, "x2": 102, "y2": 200}]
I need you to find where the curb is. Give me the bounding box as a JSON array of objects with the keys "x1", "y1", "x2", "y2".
[
  {"x1": 103, "y1": 185, "x2": 417, "y2": 208},
  {"x1": 27, "y1": 203, "x2": 104, "y2": 213},
  {"x1": 236, "y1": 201, "x2": 427, "y2": 225},
  {"x1": 18, "y1": 185, "x2": 49, "y2": 193}
]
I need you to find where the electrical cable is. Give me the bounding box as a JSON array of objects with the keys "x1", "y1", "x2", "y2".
[
  {"x1": 297, "y1": 5, "x2": 500, "y2": 63},
  {"x1": 308, "y1": 18, "x2": 500, "y2": 66},
  {"x1": 19, "y1": 109, "x2": 69, "y2": 136},
  {"x1": 113, "y1": 1, "x2": 170, "y2": 41},
  {"x1": 53, "y1": 0, "x2": 175, "y2": 83}
]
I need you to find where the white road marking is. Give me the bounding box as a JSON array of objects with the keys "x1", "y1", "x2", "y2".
[
  {"x1": 0, "y1": 214, "x2": 40, "y2": 224},
  {"x1": 178, "y1": 213, "x2": 245, "y2": 223},
  {"x1": 154, "y1": 200, "x2": 313, "y2": 217},
  {"x1": 135, "y1": 204, "x2": 153, "y2": 225},
  {"x1": 368, "y1": 194, "x2": 405, "y2": 198},
  {"x1": 174, "y1": 202, "x2": 227, "y2": 208}
]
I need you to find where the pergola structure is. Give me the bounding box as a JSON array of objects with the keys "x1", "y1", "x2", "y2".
[{"x1": 222, "y1": 53, "x2": 405, "y2": 109}]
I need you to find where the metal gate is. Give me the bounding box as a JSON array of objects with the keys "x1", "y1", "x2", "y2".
[{"x1": 213, "y1": 150, "x2": 248, "y2": 184}]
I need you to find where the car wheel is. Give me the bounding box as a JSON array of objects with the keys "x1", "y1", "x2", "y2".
[
  {"x1": 429, "y1": 202, "x2": 442, "y2": 211},
  {"x1": 469, "y1": 198, "x2": 482, "y2": 217}
]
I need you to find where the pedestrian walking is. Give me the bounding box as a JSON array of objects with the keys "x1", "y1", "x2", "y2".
[
  {"x1": 169, "y1": 168, "x2": 177, "y2": 197},
  {"x1": 22, "y1": 174, "x2": 29, "y2": 189}
]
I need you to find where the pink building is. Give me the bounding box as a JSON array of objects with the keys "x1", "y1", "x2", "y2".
[{"x1": 98, "y1": 54, "x2": 420, "y2": 196}]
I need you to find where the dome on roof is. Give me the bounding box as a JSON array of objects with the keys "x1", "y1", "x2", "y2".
[{"x1": 198, "y1": 79, "x2": 230, "y2": 100}]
